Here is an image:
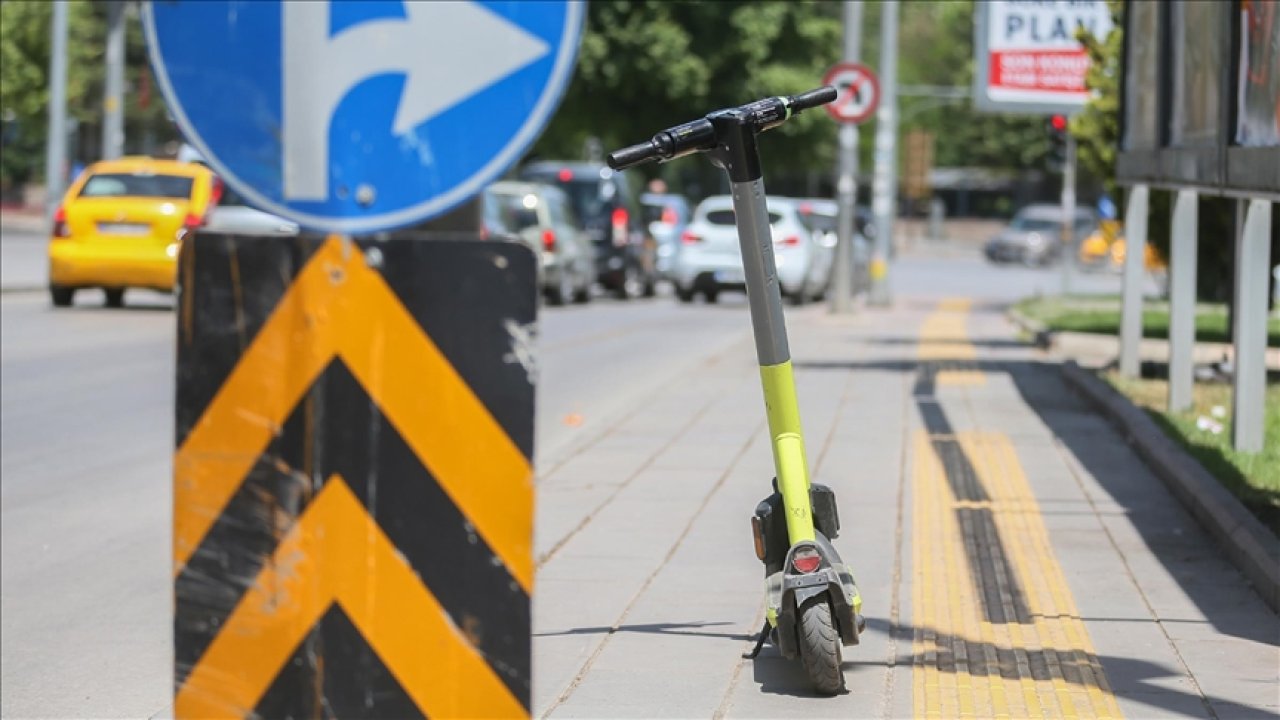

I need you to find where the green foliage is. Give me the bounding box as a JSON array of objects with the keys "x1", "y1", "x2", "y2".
[
  {"x1": 531, "y1": 1, "x2": 843, "y2": 188},
  {"x1": 0, "y1": 1, "x2": 175, "y2": 187},
  {"x1": 1071, "y1": 0, "x2": 1123, "y2": 196}
]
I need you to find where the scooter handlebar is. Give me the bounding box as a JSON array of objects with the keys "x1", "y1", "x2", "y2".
[
  {"x1": 788, "y1": 86, "x2": 837, "y2": 113},
  {"x1": 607, "y1": 86, "x2": 837, "y2": 171},
  {"x1": 607, "y1": 141, "x2": 659, "y2": 171}
]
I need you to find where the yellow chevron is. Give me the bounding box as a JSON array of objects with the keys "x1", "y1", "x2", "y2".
[
  {"x1": 173, "y1": 236, "x2": 533, "y2": 593},
  {"x1": 176, "y1": 476, "x2": 526, "y2": 719}
]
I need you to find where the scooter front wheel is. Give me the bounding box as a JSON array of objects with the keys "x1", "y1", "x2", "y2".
[{"x1": 797, "y1": 595, "x2": 845, "y2": 695}]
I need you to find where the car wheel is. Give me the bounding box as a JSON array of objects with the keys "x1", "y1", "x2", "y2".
[
  {"x1": 551, "y1": 270, "x2": 575, "y2": 306},
  {"x1": 50, "y1": 286, "x2": 75, "y2": 308},
  {"x1": 573, "y1": 274, "x2": 592, "y2": 304},
  {"x1": 104, "y1": 288, "x2": 125, "y2": 308},
  {"x1": 615, "y1": 266, "x2": 640, "y2": 300},
  {"x1": 675, "y1": 285, "x2": 696, "y2": 303}
]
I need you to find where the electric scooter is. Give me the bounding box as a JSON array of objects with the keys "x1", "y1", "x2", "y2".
[{"x1": 607, "y1": 86, "x2": 864, "y2": 694}]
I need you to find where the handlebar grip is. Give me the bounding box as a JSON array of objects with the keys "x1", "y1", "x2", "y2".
[
  {"x1": 607, "y1": 141, "x2": 659, "y2": 171},
  {"x1": 789, "y1": 86, "x2": 837, "y2": 113}
]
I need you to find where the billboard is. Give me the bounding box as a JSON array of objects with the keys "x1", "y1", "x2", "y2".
[{"x1": 974, "y1": 0, "x2": 1114, "y2": 115}]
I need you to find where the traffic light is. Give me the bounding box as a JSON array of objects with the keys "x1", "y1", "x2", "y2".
[{"x1": 1045, "y1": 114, "x2": 1068, "y2": 172}]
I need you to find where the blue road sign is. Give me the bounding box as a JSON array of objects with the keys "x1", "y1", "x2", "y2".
[{"x1": 144, "y1": 1, "x2": 584, "y2": 233}]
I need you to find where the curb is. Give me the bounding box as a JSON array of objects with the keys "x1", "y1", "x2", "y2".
[
  {"x1": 1061, "y1": 361, "x2": 1280, "y2": 614},
  {"x1": 1006, "y1": 306, "x2": 1055, "y2": 350}
]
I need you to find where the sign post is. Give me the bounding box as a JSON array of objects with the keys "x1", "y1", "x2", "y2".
[
  {"x1": 146, "y1": 1, "x2": 583, "y2": 716},
  {"x1": 824, "y1": 49, "x2": 879, "y2": 315}
]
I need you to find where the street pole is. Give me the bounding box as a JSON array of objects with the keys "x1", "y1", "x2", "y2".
[
  {"x1": 44, "y1": 1, "x2": 69, "y2": 221},
  {"x1": 103, "y1": 0, "x2": 126, "y2": 160},
  {"x1": 830, "y1": 0, "x2": 863, "y2": 315},
  {"x1": 1060, "y1": 133, "x2": 1077, "y2": 295},
  {"x1": 869, "y1": 0, "x2": 898, "y2": 307}
]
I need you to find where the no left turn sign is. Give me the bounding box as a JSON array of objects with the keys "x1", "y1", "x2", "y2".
[{"x1": 823, "y1": 62, "x2": 879, "y2": 125}]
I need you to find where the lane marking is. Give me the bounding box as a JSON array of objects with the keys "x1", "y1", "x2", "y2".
[{"x1": 912, "y1": 299, "x2": 1122, "y2": 719}]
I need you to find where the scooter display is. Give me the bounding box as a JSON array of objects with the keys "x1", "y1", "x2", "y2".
[{"x1": 607, "y1": 86, "x2": 864, "y2": 694}]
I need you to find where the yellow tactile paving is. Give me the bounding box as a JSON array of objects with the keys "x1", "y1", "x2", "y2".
[{"x1": 911, "y1": 300, "x2": 1122, "y2": 720}]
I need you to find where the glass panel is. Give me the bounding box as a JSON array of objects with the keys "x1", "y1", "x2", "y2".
[
  {"x1": 1124, "y1": 0, "x2": 1160, "y2": 149},
  {"x1": 1236, "y1": 0, "x2": 1280, "y2": 146},
  {"x1": 1169, "y1": 0, "x2": 1226, "y2": 146}
]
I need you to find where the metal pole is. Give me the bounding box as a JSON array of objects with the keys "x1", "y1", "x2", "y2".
[
  {"x1": 44, "y1": 1, "x2": 69, "y2": 221},
  {"x1": 868, "y1": 0, "x2": 898, "y2": 307},
  {"x1": 830, "y1": 0, "x2": 862, "y2": 315},
  {"x1": 1059, "y1": 134, "x2": 1077, "y2": 295},
  {"x1": 1118, "y1": 185, "x2": 1148, "y2": 378},
  {"x1": 1167, "y1": 190, "x2": 1198, "y2": 412},
  {"x1": 1231, "y1": 198, "x2": 1271, "y2": 453},
  {"x1": 102, "y1": 0, "x2": 126, "y2": 160}
]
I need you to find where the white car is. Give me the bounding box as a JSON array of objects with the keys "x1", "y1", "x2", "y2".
[{"x1": 671, "y1": 195, "x2": 833, "y2": 304}]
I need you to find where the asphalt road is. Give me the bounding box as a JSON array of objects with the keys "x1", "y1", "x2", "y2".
[
  {"x1": 0, "y1": 282, "x2": 753, "y2": 718},
  {"x1": 0, "y1": 248, "x2": 1130, "y2": 718}
]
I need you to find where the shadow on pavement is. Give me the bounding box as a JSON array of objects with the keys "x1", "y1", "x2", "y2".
[
  {"x1": 792, "y1": 355, "x2": 1278, "y2": 650},
  {"x1": 533, "y1": 620, "x2": 753, "y2": 642}
]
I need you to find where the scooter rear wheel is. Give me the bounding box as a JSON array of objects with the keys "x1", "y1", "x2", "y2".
[{"x1": 797, "y1": 595, "x2": 845, "y2": 695}]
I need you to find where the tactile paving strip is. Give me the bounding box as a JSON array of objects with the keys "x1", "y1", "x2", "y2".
[{"x1": 911, "y1": 300, "x2": 1122, "y2": 719}]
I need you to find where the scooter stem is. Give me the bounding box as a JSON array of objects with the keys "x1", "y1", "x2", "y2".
[{"x1": 710, "y1": 111, "x2": 816, "y2": 545}]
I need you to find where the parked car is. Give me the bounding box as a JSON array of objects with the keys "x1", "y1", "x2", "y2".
[
  {"x1": 640, "y1": 193, "x2": 691, "y2": 280},
  {"x1": 519, "y1": 161, "x2": 657, "y2": 299},
  {"x1": 985, "y1": 204, "x2": 1098, "y2": 266},
  {"x1": 796, "y1": 199, "x2": 873, "y2": 296},
  {"x1": 204, "y1": 182, "x2": 300, "y2": 236},
  {"x1": 672, "y1": 195, "x2": 833, "y2": 304},
  {"x1": 47, "y1": 157, "x2": 219, "y2": 307},
  {"x1": 485, "y1": 181, "x2": 595, "y2": 305}
]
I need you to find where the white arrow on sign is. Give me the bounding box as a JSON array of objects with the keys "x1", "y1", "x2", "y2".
[{"x1": 282, "y1": 2, "x2": 550, "y2": 201}]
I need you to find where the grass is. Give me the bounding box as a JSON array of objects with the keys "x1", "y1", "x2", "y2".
[
  {"x1": 1014, "y1": 295, "x2": 1280, "y2": 347},
  {"x1": 1103, "y1": 371, "x2": 1280, "y2": 537}
]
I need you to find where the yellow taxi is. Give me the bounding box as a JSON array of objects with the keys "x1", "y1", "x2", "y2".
[{"x1": 47, "y1": 157, "x2": 219, "y2": 307}]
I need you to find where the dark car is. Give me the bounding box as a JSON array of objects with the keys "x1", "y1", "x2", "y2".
[{"x1": 519, "y1": 161, "x2": 658, "y2": 298}]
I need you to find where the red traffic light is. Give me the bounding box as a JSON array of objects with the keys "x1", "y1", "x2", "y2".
[{"x1": 1050, "y1": 114, "x2": 1068, "y2": 132}]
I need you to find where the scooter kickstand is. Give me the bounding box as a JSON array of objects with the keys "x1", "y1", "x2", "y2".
[{"x1": 742, "y1": 618, "x2": 772, "y2": 659}]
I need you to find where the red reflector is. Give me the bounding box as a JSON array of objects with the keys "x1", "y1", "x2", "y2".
[
  {"x1": 680, "y1": 230, "x2": 702, "y2": 244},
  {"x1": 557, "y1": 168, "x2": 573, "y2": 182},
  {"x1": 661, "y1": 207, "x2": 677, "y2": 224},
  {"x1": 210, "y1": 176, "x2": 224, "y2": 206},
  {"x1": 776, "y1": 235, "x2": 801, "y2": 247},
  {"x1": 542, "y1": 228, "x2": 556, "y2": 251},
  {"x1": 52, "y1": 206, "x2": 69, "y2": 238},
  {"x1": 612, "y1": 207, "x2": 628, "y2": 227},
  {"x1": 183, "y1": 212, "x2": 203, "y2": 229},
  {"x1": 792, "y1": 549, "x2": 821, "y2": 574}
]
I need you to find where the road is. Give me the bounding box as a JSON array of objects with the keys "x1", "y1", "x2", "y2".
[
  {"x1": 0, "y1": 278, "x2": 755, "y2": 718},
  {"x1": 2, "y1": 247, "x2": 1173, "y2": 718}
]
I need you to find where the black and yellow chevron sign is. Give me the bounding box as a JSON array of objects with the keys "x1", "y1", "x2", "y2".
[{"x1": 173, "y1": 234, "x2": 536, "y2": 718}]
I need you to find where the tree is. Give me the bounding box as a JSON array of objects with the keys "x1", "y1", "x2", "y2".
[{"x1": 0, "y1": 1, "x2": 177, "y2": 189}]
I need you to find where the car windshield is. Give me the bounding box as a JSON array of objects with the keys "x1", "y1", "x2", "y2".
[
  {"x1": 79, "y1": 173, "x2": 194, "y2": 199},
  {"x1": 489, "y1": 192, "x2": 541, "y2": 231},
  {"x1": 523, "y1": 171, "x2": 609, "y2": 222},
  {"x1": 1010, "y1": 216, "x2": 1062, "y2": 232}
]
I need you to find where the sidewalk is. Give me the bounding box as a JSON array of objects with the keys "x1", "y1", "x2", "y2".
[{"x1": 531, "y1": 298, "x2": 1278, "y2": 718}]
